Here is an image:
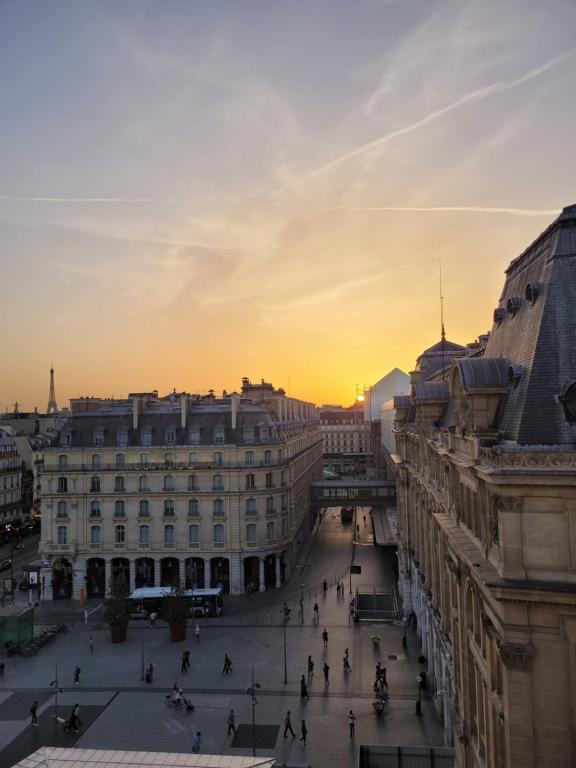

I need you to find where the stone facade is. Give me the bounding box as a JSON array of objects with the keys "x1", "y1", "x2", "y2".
[
  {"x1": 391, "y1": 205, "x2": 576, "y2": 767},
  {"x1": 319, "y1": 403, "x2": 371, "y2": 474},
  {"x1": 38, "y1": 380, "x2": 322, "y2": 600},
  {"x1": 0, "y1": 428, "x2": 23, "y2": 525}
]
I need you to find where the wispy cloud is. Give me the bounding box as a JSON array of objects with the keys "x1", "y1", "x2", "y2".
[
  {"x1": 325, "y1": 205, "x2": 560, "y2": 218},
  {"x1": 273, "y1": 47, "x2": 576, "y2": 195}
]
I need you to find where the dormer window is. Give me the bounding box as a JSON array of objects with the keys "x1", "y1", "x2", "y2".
[
  {"x1": 214, "y1": 427, "x2": 225, "y2": 444},
  {"x1": 141, "y1": 429, "x2": 152, "y2": 446},
  {"x1": 165, "y1": 429, "x2": 176, "y2": 445},
  {"x1": 117, "y1": 429, "x2": 128, "y2": 447},
  {"x1": 243, "y1": 427, "x2": 254, "y2": 444},
  {"x1": 188, "y1": 428, "x2": 200, "y2": 445},
  {"x1": 93, "y1": 430, "x2": 104, "y2": 446},
  {"x1": 60, "y1": 433, "x2": 71, "y2": 447}
]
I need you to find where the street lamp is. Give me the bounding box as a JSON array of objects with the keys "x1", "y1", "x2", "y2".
[
  {"x1": 282, "y1": 602, "x2": 288, "y2": 684},
  {"x1": 246, "y1": 665, "x2": 261, "y2": 757},
  {"x1": 416, "y1": 674, "x2": 423, "y2": 716}
]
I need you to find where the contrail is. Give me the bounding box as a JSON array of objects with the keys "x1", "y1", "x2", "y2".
[
  {"x1": 273, "y1": 47, "x2": 576, "y2": 196},
  {"x1": 328, "y1": 205, "x2": 560, "y2": 218},
  {"x1": 0, "y1": 195, "x2": 203, "y2": 203}
]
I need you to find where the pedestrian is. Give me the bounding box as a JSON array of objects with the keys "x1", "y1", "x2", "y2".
[
  {"x1": 300, "y1": 674, "x2": 309, "y2": 699},
  {"x1": 30, "y1": 700, "x2": 39, "y2": 727},
  {"x1": 145, "y1": 662, "x2": 154, "y2": 683},
  {"x1": 181, "y1": 650, "x2": 190, "y2": 673},
  {"x1": 313, "y1": 603, "x2": 319, "y2": 622},
  {"x1": 300, "y1": 719, "x2": 308, "y2": 744},
  {"x1": 307, "y1": 655, "x2": 314, "y2": 677},
  {"x1": 0, "y1": 661, "x2": 5, "y2": 677},
  {"x1": 73, "y1": 666, "x2": 81, "y2": 686},
  {"x1": 73, "y1": 703, "x2": 81, "y2": 730},
  {"x1": 191, "y1": 731, "x2": 202, "y2": 753},
  {"x1": 194, "y1": 623, "x2": 200, "y2": 642},
  {"x1": 322, "y1": 579, "x2": 328, "y2": 594},
  {"x1": 65, "y1": 706, "x2": 79, "y2": 733},
  {"x1": 149, "y1": 611, "x2": 157, "y2": 628},
  {"x1": 380, "y1": 666, "x2": 388, "y2": 688},
  {"x1": 323, "y1": 661, "x2": 330, "y2": 684},
  {"x1": 348, "y1": 710, "x2": 356, "y2": 737},
  {"x1": 322, "y1": 628, "x2": 328, "y2": 648},
  {"x1": 227, "y1": 708, "x2": 237, "y2": 735},
  {"x1": 222, "y1": 653, "x2": 232, "y2": 674},
  {"x1": 343, "y1": 649, "x2": 351, "y2": 673},
  {"x1": 88, "y1": 636, "x2": 94, "y2": 654},
  {"x1": 336, "y1": 583, "x2": 340, "y2": 598},
  {"x1": 283, "y1": 710, "x2": 296, "y2": 738}
]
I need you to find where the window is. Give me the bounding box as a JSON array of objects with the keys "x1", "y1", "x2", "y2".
[
  {"x1": 265, "y1": 472, "x2": 274, "y2": 488},
  {"x1": 117, "y1": 429, "x2": 128, "y2": 447},
  {"x1": 139, "y1": 525, "x2": 150, "y2": 545},
  {"x1": 164, "y1": 499, "x2": 175, "y2": 516},
  {"x1": 243, "y1": 427, "x2": 254, "y2": 444},
  {"x1": 281, "y1": 493, "x2": 287, "y2": 510},
  {"x1": 213, "y1": 524, "x2": 225, "y2": 544},
  {"x1": 188, "y1": 451, "x2": 198, "y2": 466},
  {"x1": 91, "y1": 526, "x2": 101, "y2": 545},
  {"x1": 139, "y1": 499, "x2": 150, "y2": 517},
  {"x1": 188, "y1": 499, "x2": 199, "y2": 516},
  {"x1": 189, "y1": 429, "x2": 200, "y2": 445},
  {"x1": 266, "y1": 496, "x2": 274, "y2": 513},
  {"x1": 164, "y1": 524, "x2": 175, "y2": 544},
  {"x1": 114, "y1": 476, "x2": 125, "y2": 493},
  {"x1": 114, "y1": 500, "x2": 125, "y2": 517},
  {"x1": 90, "y1": 500, "x2": 101, "y2": 518},
  {"x1": 90, "y1": 476, "x2": 101, "y2": 493},
  {"x1": 260, "y1": 427, "x2": 269, "y2": 442},
  {"x1": 245, "y1": 498, "x2": 257, "y2": 515},
  {"x1": 264, "y1": 450, "x2": 272, "y2": 465},
  {"x1": 91, "y1": 454, "x2": 101, "y2": 470},
  {"x1": 164, "y1": 452, "x2": 174, "y2": 466},
  {"x1": 115, "y1": 454, "x2": 125, "y2": 470},
  {"x1": 56, "y1": 501, "x2": 68, "y2": 518},
  {"x1": 213, "y1": 498, "x2": 224, "y2": 516},
  {"x1": 188, "y1": 475, "x2": 198, "y2": 491},
  {"x1": 115, "y1": 525, "x2": 125, "y2": 544},
  {"x1": 246, "y1": 523, "x2": 257, "y2": 544},
  {"x1": 57, "y1": 476, "x2": 68, "y2": 493},
  {"x1": 57, "y1": 526, "x2": 68, "y2": 545},
  {"x1": 245, "y1": 473, "x2": 255, "y2": 489},
  {"x1": 214, "y1": 427, "x2": 225, "y2": 444},
  {"x1": 93, "y1": 430, "x2": 104, "y2": 446},
  {"x1": 213, "y1": 451, "x2": 223, "y2": 467},
  {"x1": 267, "y1": 521, "x2": 274, "y2": 542},
  {"x1": 165, "y1": 429, "x2": 176, "y2": 445},
  {"x1": 138, "y1": 476, "x2": 149, "y2": 492},
  {"x1": 58, "y1": 455, "x2": 68, "y2": 470},
  {"x1": 213, "y1": 474, "x2": 224, "y2": 491},
  {"x1": 140, "y1": 453, "x2": 148, "y2": 466},
  {"x1": 245, "y1": 450, "x2": 254, "y2": 466},
  {"x1": 188, "y1": 524, "x2": 199, "y2": 544},
  {"x1": 282, "y1": 517, "x2": 287, "y2": 536},
  {"x1": 163, "y1": 475, "x2": 174, "y2": 491},
  {"x1": 141, "y1": 430, "x2": 152, "y2": 447},
  {"x1": 60, "y1": 433, "x2": 71, "y2": 447}
]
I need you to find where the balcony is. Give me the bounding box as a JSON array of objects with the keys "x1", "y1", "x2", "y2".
[
  {"x1": 44, "y1": 542, "x2": 78, "y2": 554},
  {"x1": 89, "y1": 542, "x2": 102, "y2": 550}
]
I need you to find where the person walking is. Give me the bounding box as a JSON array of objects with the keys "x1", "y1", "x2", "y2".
[
  {"x1": 322, "y1": 578, "x2": 328, "y2": 594},
  {"x1": 227, "y1": 708, "x2": 237, "y2": 735},
  {"x1": 300, "y1": 719, "x2": 308, "y2": 744},
  {"x1": 313, "y1": 603, "x2": 319, "y2": 622},
  {"x1": 73, "y1": 703, "x2": 81, "y2": 730},
  {"x1": 300, "y1": 674, "x2": 309, "y2": 699},
  {"x1": 348, "y1": 710, "x2": 356, "y2": 737},
  {"x1": 222, "y1": 653, "x2": 232, "y2": 674},
  {"x1": 283, "y1": 710, "x2": 296, "y2": 738},
  {"x1": 191, "y1": 731, "x2": 202, "y2": 753},
  {"x1": 149, "y1": 611, "x2": 157, "y2": 628},
  {"x1": 323, "y1": 661, "x2": 330, "y2": 684},
  {"x1": 73, "y1": 666, "x2": 81, "y2": 686},
  {"x1": 181, "y1": 650, "x2": 190, "y2": 673},
  {"x1": 307, "y1": 655, "x2": 314, "y2": 678},
  {"x1": 380, "y1": 666, "x2": 388, "y2": 688},
  {"x1": 88, "y1": 636, "x2": 94, "y2": 654},
  {"x1": 194, "y1": 623, "x2": 200, "y2": 642},
  {"x1": 322, "y1": 628, "x2": 328, "y2": 648},
  {"x1": 30, "y1": 700, "x2": 39, "y2": 727},
  {"x1": 336, "y1": 583, "x2": 340, "y2": 598},
  {"x1": 145, "y1": 662, "x2": 154, "y2": 683},
  {"x1": 343, "y1": 649, "x2": 351, "y2": 673}
]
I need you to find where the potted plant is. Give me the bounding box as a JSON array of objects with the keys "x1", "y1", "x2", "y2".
[
  {"x1": 103, "y1": 576, "x2": 131, "y2": 643},
  {"x1": 161, "y1": 581, "x2": 190, "y2": 641}
]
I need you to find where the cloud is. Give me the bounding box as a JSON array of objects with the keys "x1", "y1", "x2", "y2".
[
  {"x1": 325, "y1": 205, "x2": 560, "y2": 218},
  {"x1": 273, "y1": 47, "x2": 576, "y2": 195}
]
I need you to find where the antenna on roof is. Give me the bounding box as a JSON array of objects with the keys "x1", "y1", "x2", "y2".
[{"x1": 439, "y1": 260, "x2": 446, "y2": 380}]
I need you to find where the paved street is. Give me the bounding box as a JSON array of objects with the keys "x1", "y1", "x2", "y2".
[{"x1": 0, "y1": 509, "x2": 445, "y2": 767}]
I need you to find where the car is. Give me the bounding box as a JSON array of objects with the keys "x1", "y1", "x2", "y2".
[
  {"x1": 130, "y1": 606, "x2": 149, "y2": 621},
  {"x1": 0, "y1": 559, "x2": 12, "y2": 573}
]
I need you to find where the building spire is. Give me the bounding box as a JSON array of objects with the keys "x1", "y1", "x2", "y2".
[
  {"x1": 47, "y1": 366, "x2": 58, "y2": 414},
  {"x1": 439, "y1": 260, "x2": 446, "y2": 379}
]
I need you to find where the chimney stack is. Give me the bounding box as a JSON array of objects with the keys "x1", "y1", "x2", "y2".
[{"x1": 231, "y1": 393, "x2": 240, "y2": 430}]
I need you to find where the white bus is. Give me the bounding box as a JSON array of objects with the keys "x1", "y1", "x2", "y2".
[{"x1": 129, "y1": 586, "x2": 223, "y2": 618}]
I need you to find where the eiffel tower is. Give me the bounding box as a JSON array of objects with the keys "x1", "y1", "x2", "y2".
[{"x1": 47, "y1": 367, "x2": 58, "y2": 414}]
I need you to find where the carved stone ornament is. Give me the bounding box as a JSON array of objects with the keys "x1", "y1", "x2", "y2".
[
  {"x1": 498, "y1": 642, "x2": 534, "y2": 671},
  {"x1": 446, "y1": 557, "x2": 461, "y2": 580},
  {"x1": 480, "y1": 610, "x2": 495, "y2": 638},
  {"x1": 495, "y1": 496, "x2": 522, "y2": 514}
]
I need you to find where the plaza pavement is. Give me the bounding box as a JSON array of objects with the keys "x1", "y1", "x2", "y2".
[{"x1": 0, "y1": 508, "x2": 445, "y2": 767}]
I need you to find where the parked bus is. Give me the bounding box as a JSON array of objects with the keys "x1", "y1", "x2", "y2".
[
  {"x1": 129, "y1": 586, "x2": 223, "y2": 619},
  {"x1": 340, "y1": 506, "x2": 353, "y2": 523}
]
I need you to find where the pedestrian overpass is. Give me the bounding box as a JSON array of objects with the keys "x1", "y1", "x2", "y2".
[{"x1": 311, "y1": 478, "x2": 396, "y2": 510}]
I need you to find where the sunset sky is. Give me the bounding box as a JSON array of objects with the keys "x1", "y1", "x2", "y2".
[{"x1": 1, "y1": 0, "x2": 575, "y2": 411}]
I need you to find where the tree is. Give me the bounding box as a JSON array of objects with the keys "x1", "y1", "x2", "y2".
[{"x1": 103, "y1": 576, "x2": 131, "y2": 627}]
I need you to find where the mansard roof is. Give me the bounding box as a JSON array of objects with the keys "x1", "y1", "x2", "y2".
[
  {"x1": 413, "y1": 381, "x2": 449, "y2": 402},
  {"x1": 456, "y1": 357, "x2": 509, "y2": 391}
]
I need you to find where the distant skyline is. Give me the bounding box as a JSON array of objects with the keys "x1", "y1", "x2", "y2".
[{"x1": 1, "y1": 1, "x2": 575, "y2": 410}]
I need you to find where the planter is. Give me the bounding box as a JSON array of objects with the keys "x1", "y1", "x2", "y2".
[
  {"x1": 170, "y1": 623, "x2": 186, "y2": 642},
  {"x1": 110, "y1": 624, "x2": 127, "y2": 644}
]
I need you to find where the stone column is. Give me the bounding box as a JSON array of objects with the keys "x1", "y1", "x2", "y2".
[
  {"x1": 259, "y1": 558, "x2": 265, "y2": 592},
  {"x1": 204, "y1": 558, "x2": 211, "y2": 589},
  {"x1": 230, "y1": 553, "x2": 242, "y2": 595},
  {"x1": 153, "y1": 558, "x2": 160, "y2": 587},
  {"x1": 275, "y1": 555, "x2": 281, "y2": 588},
  {"x1": 128, "y1": 558, "x2": 135, "y2": 593}
]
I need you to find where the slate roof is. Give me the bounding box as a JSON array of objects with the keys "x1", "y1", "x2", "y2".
[
  {"x1": 413, "y1": 381, "x2": 450, "y2": 401},
  {"x1": 457, "y1": 357, "x2": 509, "y2": 391},
  {"x1": 413, "y1": 338, "x2": 468, "y2": 379}
]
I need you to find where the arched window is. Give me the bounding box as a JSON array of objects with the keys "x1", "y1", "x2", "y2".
[
  {"x1": 213, "y1": 499, "x2": 224, "y2": 516},
  {"x1": 164, "y1": 499, "x2": 175, "y2": 517},
  {"x1": 163, "y1": 475, "x2": 174, "y2": 491},
  {"x1": 139, "y1": 500, "x2": 150, "y2": 517},
  {"x1": 164, "y1": 525, "x2": 175, "y2": 544},
  {"x1": 115, "y1": 454, "x2": 125, "y2": 470},
  {"x1": 90, "y1": 501, "x2": 101, "y2": 518},
  {"x1": 114, "y1": 500, "x2": 125, "y2": 517},
  {"x1": 90, "y1": 526, "x2": 101, "y2": 545},
  {"x1": 58, "y1": 455, "x2": 68, "y2": 470},
  {"x1": 139, "y1": 476, "x2": 149, "y2": 492},
  {"x1": 57, "y1": 526, "x2": 68, "y2": 545},
  {"x1": 90, "y1": 476, "x2": 101, "y2": 493},
  {"x1": 246, "y1": 524, "x2": 257, "y2": 544},
  {"x1": 91, "y1": 454, "x2": 101, "y2": 470},
  {"x1": 188, "y1": 524, "x2": 199, "y2": 544},
  {"x1": 164, "y1": 452, "x2": 174, "y2": 466},
  {"x1": 188, "y1": 499, "x2": 199, "y2": 516},
  {"x1": 213, "y1": 474, "x2": 224, "y2": 491},
  {"x1": 139, "y1": 525, "x2": 150, "y2": 545},
  {"x1": 57, "y1": 501, "x2": 68, "y2": 518},
  {"x1": 213, "y1": 451, "x2": 223, "y2": 466},
  {"x1": 213, "y1": 524, "x2": 225, "y2": 544},
  {"x1": 114, "y1": 476, "x2": 125, "y2": 492},
  {"x1": 245, "y1": 498, "x2": 257, "y2": 515},
  {"x1": 188, "y1": 451, "x2": 198, "y2": 465}
]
